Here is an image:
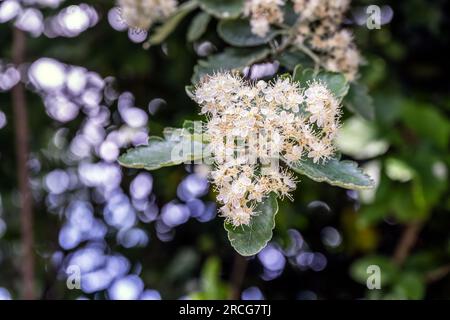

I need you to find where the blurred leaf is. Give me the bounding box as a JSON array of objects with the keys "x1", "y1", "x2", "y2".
[
  {"x1": 350, "y1": 256, "x2": 398, "y2": 286},
  {"x1": 392, "y1": 272, "x2": 425, "y2": 300},
  {"x1": 360, "y1": 56, "x2": 387, "y2": 88},
  {"x1": 187, "y1": 12, "x2": 211, "y2": 42},
  {"x1": 344, "y1": 82, "x2": 375, "y2": 121},
  {"x1": 225, "y1": 194, "x2": 278, "y2": 256},
  {"x1": 391, "y1": 187, "x2": 426, "y2": 221},
  {"x1": 365, "y1": 173, "x2": 428, "y2": 223},
  {"x1": 403, "y1": 0, "x2": 443, "y2": 35},
  {"x1": 165, "y1": 248, "x2": 200, "y2": 282},
  {"x1": 148, "y1": 0, "x2": 198, "y2": 45},
  {"x1": 218, "y1": 19, "x2": 279, "y2": 47},
  {"x1": 286, "y1": 157, "x2": 375, "y2": 190},
  {"x1": 197, "y1": 0, "x2": 245, "y2": 19},
  {"x1": 373, "y1": 92, "x2": 403, "y2": 125},
  {"x1": 404, "y1": 251, "x2": 439, "y2": 273},
  {"x1": 192, "y1": 47, "x2": 270, "y2": 83},
  {"x1": 411, "y1": 156, "x2": 448, "y2": 209},
  {"x1": 277, "y1": 50, "x2": 314, "y2": 71},
  {"x1": 282, "y1": 1, "x2": 299, "y2": 25},
  {"x1": 293, "y1": 66, "x2": 349, "y2": 101},
  {"x1": 385, "y1": 158, "x2": 415, "y2": 182},
  {"x1": 358, "y1": 204, "x2": 387, "y2": 226},
  {"x1": 342, "y1": 210, "x2": 378, "y2": 253},
  {"x1": 401, "y1": 102, "x2": 450, "y2": 150},
  {"x1": 336, "y1": 117, "x2": 389, "y2": 160},
  {"x1": 366, "y1": 290, "x2": 385, "y2": 300},
  {"x1": 190, "y1": 257, "x2": 229, "y2": 300},
  {"x1": 201, "y1": 257, "x2": 227, "y2": 299}
]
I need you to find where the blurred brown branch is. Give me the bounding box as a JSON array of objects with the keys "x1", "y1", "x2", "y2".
[
  {"x1": 426, "y1": 264, "x2": 450, "y2": 284},
  {"x1": 12, "y1": 27, "x2": 35, "y2": 300},
  {"x1": 392, "y1": 221, "x2": 424, "y2": 267},
  {"x1": 228, "y1": 254, "x2": 248, "y2": 300}
]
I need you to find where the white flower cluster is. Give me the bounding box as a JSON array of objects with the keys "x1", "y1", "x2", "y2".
[
  {"x1": 244, "y1": 0, "x2": 285, "y2": 38},
  {"x1": 243, "y1": 0, "x2": 360, "y2": 80},
  {"x1": 292, "y1": 0, "x2": 360, "y2": 80},
  {"x1": 194, "y1": 73, "x2": 341, "y2": 227},
  {"x1": 118, "y1": 0, "x2": 178, "y2": 31}
]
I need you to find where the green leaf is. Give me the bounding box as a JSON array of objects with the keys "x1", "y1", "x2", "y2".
[
  {"x1": 286, "y1": 157, "x2": 375, "y2": 190},
  {"x1": 293, "y1": 66, "x2": 349, "y2": 101},
  {"x1": 197, "y1": 0, "x2": 245, "y2": 19},
  {"x1": 165, "y1": 249, "x2": 200, "y2": 282},
  {"x1": 282, "y1": 1, "x2": 299, "y2": 26},
  {"x1": 344, "y1": 82, "x2": 375, "y2": 121},
  {"x1": 385, "y1": 158, "x2": 415, "y2": 182},
  {"x1": 187, "y1": 12, "x2": 211, "y2": 42},
  {"x1": 148, "y1": 0, "x2": 198, "y2": 45},
  {"x1": 400, "y1": 101, "x2": 450, "y2": 151},
  {"x1": 192, "y1": 47, "x2": 271, "y2": 83},
  {"x1": 200, "y1": 257, "x2": 229, "y2": 299},
  {"x1": 217, "y1": 19, "x2": 280, "y2": 47},
  {"x1": 190, "y1": 257, "x2": 229, "y2": 300},
  {"x1": 225, "y1": 194, "x2": 279, "y2": 256},
  {"x1": 350, "y1": 255, "x2": 398, "y2": 287},
  {"x1": 392, "y1": 272, "x2": 425, "y2": 300},
  {"x1": 277, "y1": 50, "x2": 314, "y2": 71},
  {"x1": 410, "y1": 154, "x2": 448, "y2": 209},
  {"x1": 118, "y1": 134, "x2": 206, "y2": 171},
  {"x1": 336, "y1": 116, "x2": 388, "y2": 160}
]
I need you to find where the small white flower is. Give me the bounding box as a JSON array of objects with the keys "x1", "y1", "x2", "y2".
[
  {"x1": 244, "y1": 0, "x2": 285, "y2": 37},
  {"x1": 250, "y1": 18, "x2": 271, "y2": 38}
]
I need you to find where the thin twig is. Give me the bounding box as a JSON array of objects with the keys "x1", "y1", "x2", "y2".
[
  {"x1": 392, "y1": 221, "x2": 424, "y2": 267},
  {"x1": 228, "y1": 254, "x2": 248, "y2": 300},
  {"x1": 295, "y1": 43, "x2": 322, "y2": 73},
  {"x1": 392, "y1": 222, "x2": 450, "y2": 285},
  {"x1": 425, "y1": 264, "x2": 450, "y2": 284},
  {"x1": 11, "y1": 27, "x2": 35, "y2": 300}
]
